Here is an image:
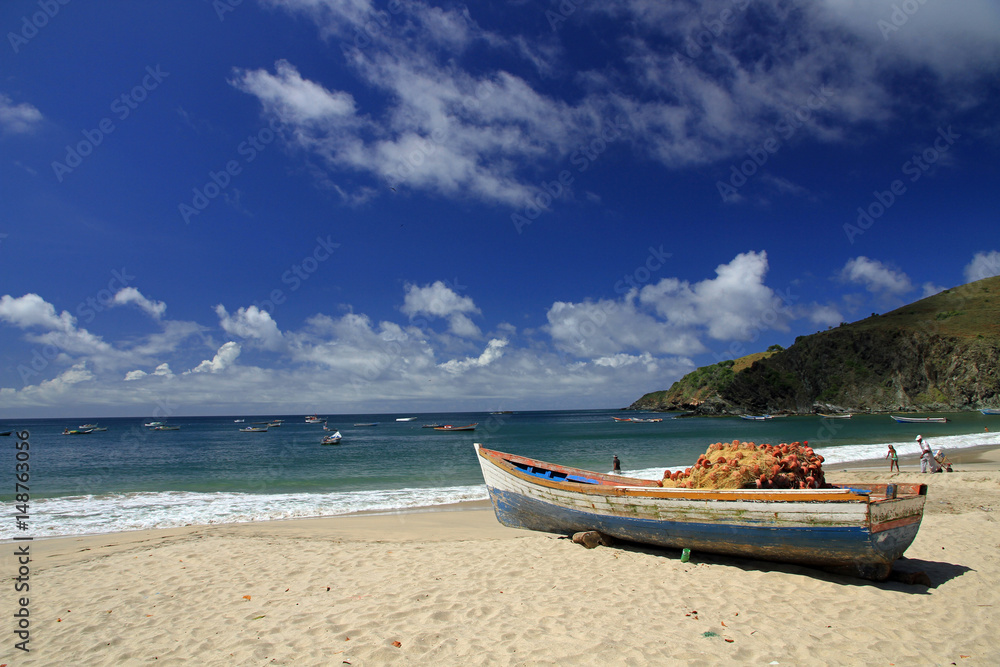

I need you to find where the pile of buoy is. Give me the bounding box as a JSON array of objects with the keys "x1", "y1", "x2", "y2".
[{"x1": 659, "y1": 440, "x2": 827, "y2": 490}]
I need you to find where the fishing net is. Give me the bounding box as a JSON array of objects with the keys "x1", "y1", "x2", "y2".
[{"x1": 659, "y1": 440, "x2": 828, "y2": 490}]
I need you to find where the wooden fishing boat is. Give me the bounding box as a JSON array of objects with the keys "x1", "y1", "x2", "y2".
[
  {"x1": 434, "y1": 423, "x2": 477, "y2": 431},
  {"x1": 354, "y1": 422, "x2": 378, "y2": 427},
  {"x1": 240, "y1": 426, "x2": 268, "y2": 432},
  {"x1": 891, "y1": 415, "x2": 948, "y2": 423},
  {"x1": 474, "y1": 444, "x2": 927, "y2": 581},
  {"x1": 818, "y1": 413, "x2": 852, "y2": 419},
  {"x1": 153, "y1": 425, "x2": 180, "y2": 431},
  {"x1": 981, "y1": 409, "x2": 1000, "y2": 416},
  {"x1": 740, "y1": 414, "x2": 772, "y2": 421},
  {"x1": 321, "y1": 431, "x2": 342, "y2": 445}
]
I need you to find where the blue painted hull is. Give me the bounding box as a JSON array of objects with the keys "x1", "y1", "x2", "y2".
[
  {"x1": 488, "y1": 486, "x2": 917, "y2": 580},
  {"x1": 475, "y1": 445, "x2": 927, "y2": 581}
]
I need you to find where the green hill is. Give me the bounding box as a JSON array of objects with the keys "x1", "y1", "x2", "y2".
[{"x1": 629, "y1": 275, "x2": 1000, "y2": 415}]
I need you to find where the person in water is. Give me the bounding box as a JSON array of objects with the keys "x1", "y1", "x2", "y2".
[{"x1": 612, "y1": 455, "x2": 621, "y2": 474}]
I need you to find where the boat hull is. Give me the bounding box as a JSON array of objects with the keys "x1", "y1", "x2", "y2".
[{"x1": 475, "y1": 445, "x2": 926, "y2": 581}]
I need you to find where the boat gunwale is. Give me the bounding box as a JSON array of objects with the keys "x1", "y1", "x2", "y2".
[{"x1": 475, "y1": 444, "x2": 926, "y2": 504}]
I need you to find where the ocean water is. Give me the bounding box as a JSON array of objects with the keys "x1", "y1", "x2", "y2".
[{"x1": 3, "y1": 409, "x2": 997, "y2": 540}]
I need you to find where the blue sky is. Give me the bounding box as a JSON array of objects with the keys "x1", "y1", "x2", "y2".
[{"x1": 1, "y1": 0, "x2": 998, "y2": 418}]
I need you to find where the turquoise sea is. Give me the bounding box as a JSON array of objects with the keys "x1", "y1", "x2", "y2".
[{"x1": 3, "y1": 409, "x2": 997, "y2": 540}]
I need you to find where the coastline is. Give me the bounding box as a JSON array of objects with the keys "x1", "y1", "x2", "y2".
[{"x1": 5, "y1": 448, "x2": 999, "y2": 664}]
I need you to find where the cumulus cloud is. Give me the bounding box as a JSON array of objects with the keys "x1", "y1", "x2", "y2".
[
  {"x1": 124, "y1": 362, "x2": 174, "y2": 381},
  {"x1": 439, "y1": 338, "x2": 508, "y2": 373},
  {"x1": 401, "y1": 281, "x2": 481, "y2": 337},
  {"x1": 0, "y1": 293, "x2": 75, "y2": 331},
  {"x1": 639, "y1": 251, "x2": 792, "y2": 341},
  {"x1": 964, "y1": 251, "x2": 1000, "y2": 283},
  {"x1": 840, "y1": 257, "x2": 913, "y2": 296},
  {"x1": 215, "y1": 305, "x2": 284, "y2": 350},
  {"x1": 0, "y1": 94, "x2": 43, "y2": 134},
  {"x1": 807, "y1": 304, "x2": 844, "y2": 328},
  {"x1": 189, "y1": 342, "x2": 241, "y2": 374},
  {"x1": 112, "y1": 287, "x2": 166, "y2": 319}
]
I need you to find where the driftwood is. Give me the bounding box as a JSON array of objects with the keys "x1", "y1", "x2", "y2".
[{"x1": 572, "y1": 531, "x2": 614, "y2": 549}]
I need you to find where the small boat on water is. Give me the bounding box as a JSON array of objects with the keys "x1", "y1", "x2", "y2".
[
  {"x1": 153, "y1": 425, "x2": 180, "y2": 431},
  {"x1": 305, "y1": 415, "x2": 323, "y2": 423},
  {"x1": 630, "y1": 417, "x2": 663, "y2": 423},
  {"x1": 422, "y1": 424, "x2": 442, "y2": 428},
  {"x1": 80, "y1": 423, "x2": 98, "y2": 429},
  {"x1": 434, "y1": 423, "x2": 478, "y2": 432},
  {"x1": 740, "y1": 415, "x2": 773, "y2": 421},
  {"x1": 354, "y1": 422, "x2": 378, "y2": 427},
  {"x1": 474, "y1": 444, "x2": 928, "y2": 581},
  {"x1": 234, "y1": 419, "x2": 245, "y2": 423},
  {"x1": 396, "y1": 417, "x2": 418, "y2": 422},
  {"x1": 321, "y1": 431, "x2": 343, "y2": 445},
  {"x1": 891, "y1": 415, "x2": 948, "y2": 423},
  {"x1": 0, "y1": 431, "x2": 12, "y2": 437},
  {"x1": 268, "y1": 421, "x2": 282, "y2": 428},
  {"x1": 63, "y1": 428, "x2": 94, "y2": 435},
  {"x1": 982, "y1": 409, "x2": 1000, "y2": 415},
  {"x1": 240, "y1": 426, "x2": 268, "y2": 432},
  {"x1": 818, "y1": 413, "x2": 852, "y2": 419},
  {"x1": 144, "y1": 421, "x2": 164, "y2": 428}
]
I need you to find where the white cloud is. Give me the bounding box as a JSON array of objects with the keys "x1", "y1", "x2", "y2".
[
  {"x1": 0, "y1": 293, "x2": 75, "y2": 331},
  {"x1": 922, "y1": 282, "x2": 947, "y2": 298},
  {"x1": 639, "y1": 251, "x2": 791, "y2": 341},
  {"x1": 215, "y1": 305, "x2": 284, "y2": 350},
  {"x1": 401, "y1": 281, "x2": 481, "y2": 337},
  {"x1": 124, "y1": 362, "x2": 174, "y2": 382},
  {"x1": 807, "y1": 304, "x2": 843, "y2": 328},
  {"x1": 231, "y1": 59, "x2": 357, "y2": 125},
  {"x1": 840, "y1": 257, "x2": 913, "y2": 296},
  {"x1": 0, "y1": 94, "x2": 42, "y2": 134},
  {"x1": 964, "y1": 251, "x2": 1000, "y2": 283},
  {"x1": 189, "y1": 342, "x2": 241, "y2": 374},
  {"x1": 112, "y1": 287, "x2": 166, "y2": 319},
  {"x1": 439, "y1": 338, "x2": 508, "y2": 374}
]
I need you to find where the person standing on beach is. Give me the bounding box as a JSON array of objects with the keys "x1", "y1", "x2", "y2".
[
  {"x1": 613, "y1": 455, "x2": 621, "y2": 474},
  {"x1": 917, "y1": 435, "x2": 941, "y2": 473},
  {"x1": 886, "y1": 444, "x2": 899, "y2": 472}
]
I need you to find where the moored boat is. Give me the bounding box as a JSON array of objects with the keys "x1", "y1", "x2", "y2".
[
  {"x1": 144, "y1": 421, "x2": 164, "y2": 428},
  {"x1": 305, "y1": 415, "x2": 323, "y2": 423},
  {"x1": 982, "y1": 409, "x2": 1000, "y2": 415},
  {"x1": 354, "y1": 422, "x2": 378, "y2": 427},
  {"x1": 818, "y1": 413, "x2": 852, "y2": 419},
  {"x1": 62, "y1": 428, "x2": 94, "y2": 435},
  {"x1": 240, "y1": 426, "x2": 268, "y2": 432},
  {"x1": 474, "y1": 444, "x2": 927, "y2": 581},
  {"x1": 434, "y1": 423, "x2": 477, "y2": 431},
  {"x1": 153, "y1": 425, "x2": 180, "y2": 431},
  {"x1": 740, "y1": 415, "x2": 772, "y2": 421},
  {"x1": 396, "y1": 417, "x2": 417, "y2": 422},
  {"x1": 321, "y1": 431, "x2": 342, "y2": 445},
  {"x1": 891, "y1": 415, "x2": 948, "y2": 423}
]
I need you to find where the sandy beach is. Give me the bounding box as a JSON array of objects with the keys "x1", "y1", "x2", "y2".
[{"x1": 4, "y1": 449, "x2": 1000, "y2": 666}]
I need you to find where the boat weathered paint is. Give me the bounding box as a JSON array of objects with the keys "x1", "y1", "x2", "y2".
[
  {"x1": 891, "y1": 415, "x2": 948, "y2": 423},
  {"x1": 474, "y1": 444, "x2": 927, "y2": 581}
]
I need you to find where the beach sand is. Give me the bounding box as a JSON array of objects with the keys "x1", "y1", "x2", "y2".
[{"x1": 4, "y1": 452, "x2": 1000, "y2": 665}]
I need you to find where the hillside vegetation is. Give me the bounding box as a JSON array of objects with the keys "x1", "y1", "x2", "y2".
[{"x1": 629, "y1": 275, "x2": 1000, "y2": 415}]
